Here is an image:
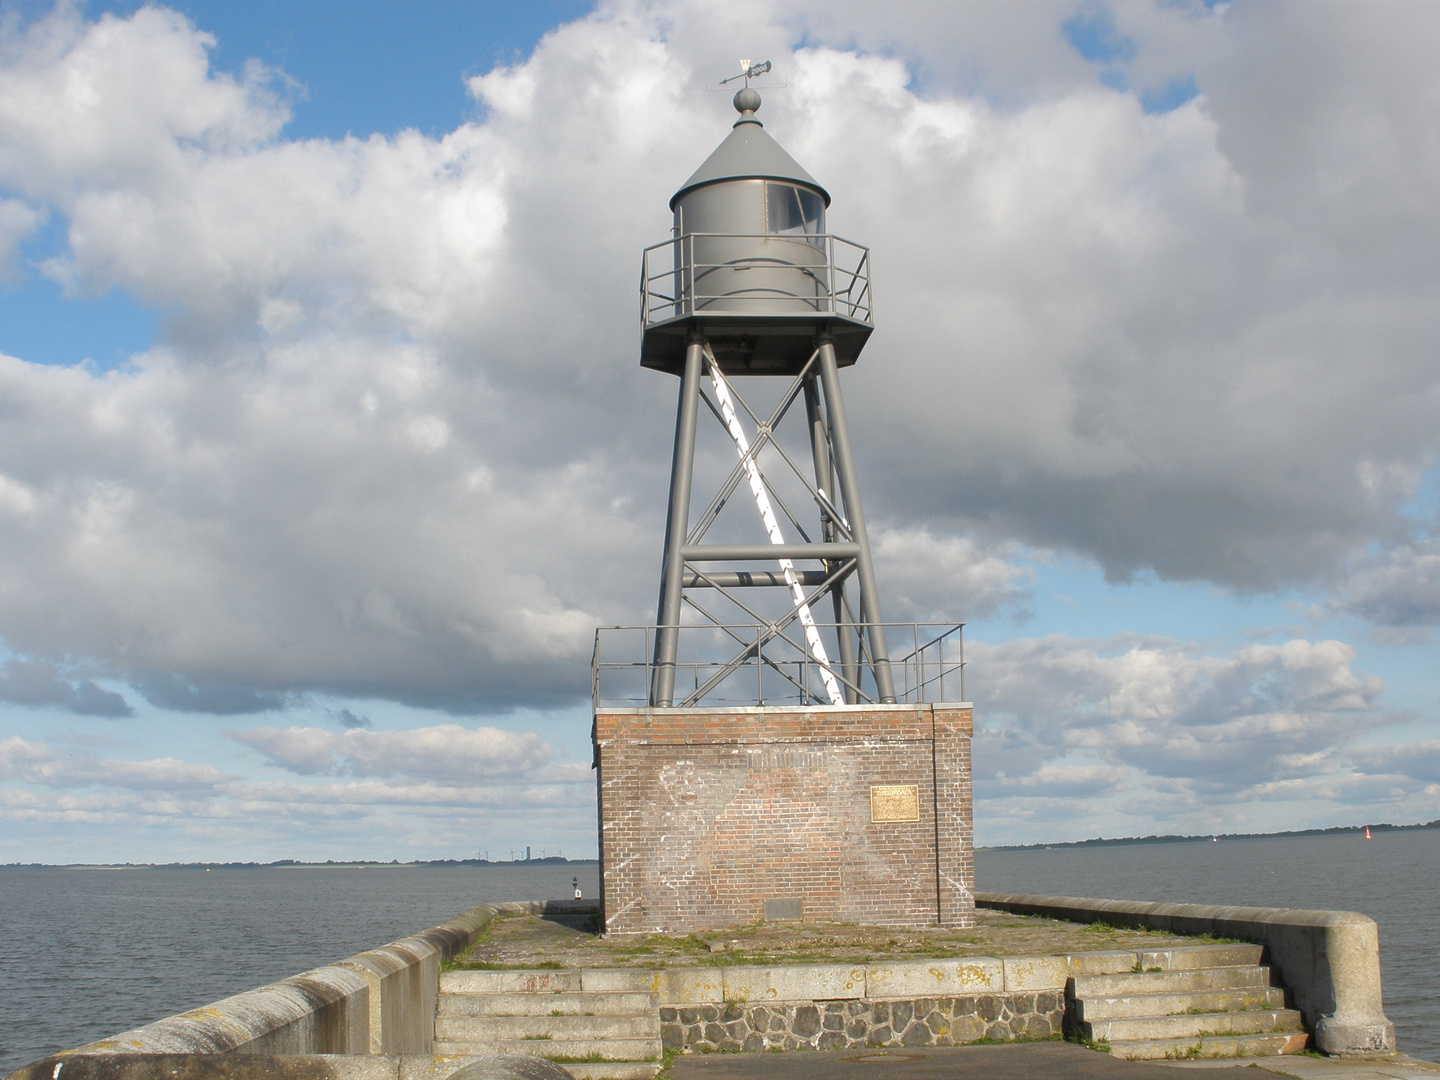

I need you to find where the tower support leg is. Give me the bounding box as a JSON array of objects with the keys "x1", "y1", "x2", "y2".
[
  {"x1": 816, "y1": 339, "x2": 896, "y2": 702},
  {"x1": 805, "y1": 377, "x2": 860, "y2": 703},
  {"x1": 651, "y1": 338, "x2": 705, "y2": 707}
]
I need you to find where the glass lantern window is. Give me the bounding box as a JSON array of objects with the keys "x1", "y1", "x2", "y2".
[{"x1": 766, "y1": 182, "x2": 825, "y2": 246}]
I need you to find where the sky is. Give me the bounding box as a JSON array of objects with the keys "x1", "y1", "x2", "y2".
[{"x1": 0, "y1": 0, "x2": 1438, "y2": 863}]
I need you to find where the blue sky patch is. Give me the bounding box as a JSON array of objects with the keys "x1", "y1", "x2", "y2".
[
  {"x1": 1141, "y1": 75, "x2": 1201, "y2": 113},
  {"x1": 1062, "y1": 9, "x2": 1137, "y2": 65},
  {"x1": 0, "y1": 276, "x2": 156, "y2": 369},
  {"x1": 93, "y1": 0, "x2": 598, "y2": 141}
]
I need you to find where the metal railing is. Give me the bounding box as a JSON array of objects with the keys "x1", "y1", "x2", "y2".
[
  {"x1": 592, "y1": 622, "x2": 963, "y2": 709},
  {"x1": 640, "y1": 233, "x2": 873, "y2": 327}
]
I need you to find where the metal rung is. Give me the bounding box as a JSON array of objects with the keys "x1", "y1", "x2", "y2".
[
  {"x1": 681, "y1": 542, "x2": 859, "y2": 561},
  {"x1": 682, "y1": 570, "x2": 830, "y2": 588}
]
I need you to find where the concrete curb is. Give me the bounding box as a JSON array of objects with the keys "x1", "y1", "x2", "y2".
[
  {"x1": 57, "y1": 901, "x2": 593, "y2": 1059},
  {"x1": 975, "y1": 891, "x2": 1396, "y2": 1056},
  {"x1": 7, "y1": 1056, "x2": 574, "y2": 1080}
]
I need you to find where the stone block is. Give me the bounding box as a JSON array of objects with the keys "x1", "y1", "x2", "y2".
[
  {"x1": 1139, "y1": 944, "x2": 1263, "y2": 971},
  {"x1": 1002, "y1": 956, "x2": 1069, "y2": 991},
  {"x1": 723, "y1": 963, "x2": 864, "y2": 1002},
  {"x1": 1060, "y1": 950, "x2": 1140, "y2": 976},
  {"x1": 580, "y1": 968, "x2": 660, "y2": 994},
  {"x1": 864, "y1": 958, "x2": 1002, "y2": 999},
  {"x1": 948, "y1": 1014, "x2": 987, "y2": 1043},
  {"x1": 338, "y1": 939, "x2": 440, "y2": 1055},
  {"x1": 657, "y1": 968, "x2": 725, "y2": 1004},
  {"x1": 440, "y1": 970, "x2": 581, "y2": 994}
]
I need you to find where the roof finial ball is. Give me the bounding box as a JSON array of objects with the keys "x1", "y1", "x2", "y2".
[{"x1": 733, "y1": 86, "x2": 762, "y2": 125}]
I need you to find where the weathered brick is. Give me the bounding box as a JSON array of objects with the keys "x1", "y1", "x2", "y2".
[{"x1": 595, "y1": 704, "x2": 975, "y2": 934}]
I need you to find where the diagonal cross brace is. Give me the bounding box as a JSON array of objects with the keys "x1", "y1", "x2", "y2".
[
  {"x1": 687, "y1": 352, "x2": 817, "y2": 547},
  {"x1": 702, "y1": 344, "x2": 844, "y2": 706}
]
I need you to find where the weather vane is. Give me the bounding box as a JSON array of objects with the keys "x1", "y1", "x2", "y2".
[
  {"x1": 718, "y1": 59, "x2": 771, "y2": 87},
  {"x1": 709, "y1": 58, "x2": 785, "y2": 94}
]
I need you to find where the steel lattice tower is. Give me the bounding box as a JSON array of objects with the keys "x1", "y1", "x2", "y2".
[{"x1": 640, "y1": 85, "x2": 896, "y2": 708}]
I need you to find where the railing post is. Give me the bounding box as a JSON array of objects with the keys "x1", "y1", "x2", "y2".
[
  {"x1": 938, "y1": 630, "x2": 944, "y2": 703},
  {"x1": 829, "y1": 234, "x2": 840, "y2": 315},
  {"x1": 757, "y1": 625, "x2": 764, "y2": 705}
]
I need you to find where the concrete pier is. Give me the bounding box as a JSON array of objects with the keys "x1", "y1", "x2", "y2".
[{"x1": 7, "y1": 894, "x2": 1421, "y2": 1080}]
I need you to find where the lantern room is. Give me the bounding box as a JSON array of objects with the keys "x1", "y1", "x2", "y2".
[{"x1": 640, "y1": 87, "x2": 874, "y2": 376}]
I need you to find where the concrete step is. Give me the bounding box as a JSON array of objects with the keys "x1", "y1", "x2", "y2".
[
  {"x1": 563, "y1": 1065, "x2": 663, "y2": 1080},
  {"x1": 440, "y1": 970, "x2": 583, "y2": 994},
  {"x1": 1077, "y1": 986, "x2": 1288, "y2": 1021},
  {"x1": 431, "y1": 1037, "x2": 662, "y2": 1062},
  {"x1": 1107, "y1": 1032, "x2": 1310, "y2": 1060},
  {"x1": 573, "y1": 970, "x2": 661, "y2": 993},
  {"x1": 435, "y1": 1014, "x2": 660, "y2": 1042},
  {"x1": 1137, "y1": 944, "x2": 1264, "y2": 971},
  {"x1": 1085, "y1": 1008, "x2": 1305, "y2": 1043},
  {"x1": 1072, "y1": 965, "x2": 1272, "y2": 998},
  {"x1": 438, "y1": 991, "x2": 656, "y2": 1017}
]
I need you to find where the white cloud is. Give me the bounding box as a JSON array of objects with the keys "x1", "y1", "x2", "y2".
[
  {"x1": 0, "y1": 734, "x2": 231, "y2": 789},
  {"x1": 872, "y1": 528, "x2": 1033, "y2": 621},
  {"x1": 228, "y1": 723, "x2": 573, "y2": 783},
  {"x1": 0, "y1": 1, "x2": 1436, "y2": 853},
  {"x1": 0, "y1": 659, "x2": 132, "y2": 716},
  {"x1": 0, "y1": 729, "x2": 595, "y2": 861},
  {"x1": 967, "y1": 633, "x2": 1395, "y2": 840},
  {"x1": 1331, "y1": 536, "x2": 1440, "y2": 632},
  {"x1": 0, "y1": 6, "x2": 287, "y2": 200},
  {"x1": 1348, "y1": 740, "x2": 1440, "y2": 788},
  {"x1": 0, "y1": 1, "x2": 1432, "y2": 719}
]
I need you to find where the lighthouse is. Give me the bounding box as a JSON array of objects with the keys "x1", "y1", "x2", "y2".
[
  {"x1": 592, "y1": 75, "x2": 974, "y2": 935},
  {"x1": 641, "y1": 85, "x2": 895, "y2": 709}
]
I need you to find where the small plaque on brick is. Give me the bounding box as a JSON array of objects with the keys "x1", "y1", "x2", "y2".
[{"x1": 870, "y1": 784, "x2": 920, "y2": 823}]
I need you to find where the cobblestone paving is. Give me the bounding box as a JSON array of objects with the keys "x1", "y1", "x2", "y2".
[{"x1": 450, "y1": 907, "x2": 1203, "y2": 969}]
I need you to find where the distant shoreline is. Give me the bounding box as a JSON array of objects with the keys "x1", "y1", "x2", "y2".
[
  {"x1": 10, "y1": 819, "x2": 1439, "y2": 866},
  {"x1": 0, "y1": 857, "x2": 601, "y2": 870},
  {"x1": 977, "y1": 818, "x2": 1440, "y2": 853}
]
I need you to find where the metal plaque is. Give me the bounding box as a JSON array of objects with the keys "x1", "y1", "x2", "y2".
[{"x1": 870, "y1": 784, "x2": 920, "y2": 823}]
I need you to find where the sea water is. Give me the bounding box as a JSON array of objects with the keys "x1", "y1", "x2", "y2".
[
  {"x1": 0, "y1": 863, "x2": 600, "y2": 1075},
  {"x1": 0, "y1": 833, "x2": 1434, "y2": 1074}
]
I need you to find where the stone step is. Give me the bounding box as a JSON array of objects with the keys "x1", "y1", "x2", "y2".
[
  {"x1": 441, "y1": 970, "x2": 583, "y2": 994},
  {"x1": 435, "y1": 1014, "x2": 660, "y2": 1042},
  {"x1": 1072, "y1": 965, "x2": 1272, "y2": 998},
  {"x1": 1107, "y1": 1031, "x2": 1310, "y2": 1060},
  {"x1": 1137, "y1": 944, "x2": 1264, "y2": 971},
  {"x1": 1077, "y1": 986, "x2": 1287, "y2": 1021},
  {"x1": 1085, "y1": 1008, "x2": 1305, "y2": 1043},
  {"x1": 431, "y1": 1037, "x2": 663, "y2": 1062},
  {"x1": 438, "y1": 991, "x2": 657, "y2": 1017}
]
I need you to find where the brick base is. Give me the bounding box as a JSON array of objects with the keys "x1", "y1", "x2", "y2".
[{"x1": 593, "y1": 704, "x2": 974, "y2": 934}]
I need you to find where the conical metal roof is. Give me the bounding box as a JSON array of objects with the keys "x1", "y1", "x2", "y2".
[{"x1": 669, "y1": 90, "x2": 830, "y2": 210}]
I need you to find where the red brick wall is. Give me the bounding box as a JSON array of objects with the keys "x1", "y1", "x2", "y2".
[{"x1": 594, "y1": 704, "x2": 974, "y2": 934}]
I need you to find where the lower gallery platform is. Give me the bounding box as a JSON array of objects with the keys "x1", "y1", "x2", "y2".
[{"x1": 593, "y1": 703, "x2": 974, "y2": 935}]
